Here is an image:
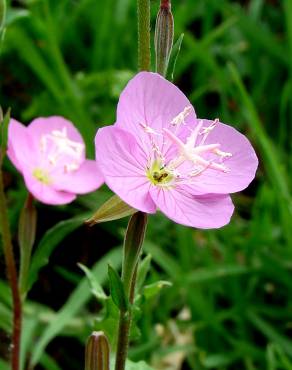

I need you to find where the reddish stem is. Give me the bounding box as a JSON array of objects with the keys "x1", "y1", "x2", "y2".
[{"x1": 0, "y1": 169, "x2": 22, "y2": 370}]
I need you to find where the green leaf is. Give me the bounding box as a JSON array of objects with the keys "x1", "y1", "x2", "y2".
[
  {"x1": 18, "y1": 195, "x2": 37, "y2": 296},
  {"x1": 28, "y1": 216, "x2": 86, "y2": 291},
  {"x1": 0, "y1": 358, "x2": 9, "y2": 370},
  {"x1": 110, "y1": 358, "x2": 154, "y2": 370},
  {"x1": 0, "y1": 0, "x2": 6, "y2": 31},
  {"x1": 136, "y1": 254, "x2": 152, "y2": 292},
  {"x1": 30, "y1": 248, "x2": 122, "y2": 366},
  {"x1": 143, "y1": 280, "x2": 172, "y2": 300},
  {"x1": 86, "y1": 195, "x2": 137, "y2": 224},
  {"x1": 108, "y1": 264, "x2": 129, "y2": 311},
  {"x1": 78, "y1": 263, "x2": 107, "y2": 301}
]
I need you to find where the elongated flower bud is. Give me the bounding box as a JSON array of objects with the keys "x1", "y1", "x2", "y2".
[
  {"x1": 85, "y1": 331, "x2": 110, "y2": 370},
  {"x1": 154, "y1": 0, "x2": 174, "y2": 77}
]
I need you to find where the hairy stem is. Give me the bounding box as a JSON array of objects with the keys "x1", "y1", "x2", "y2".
[
  {"x1": 0, "y1": 169, "x2": 22, "y2": 370},
  {"x1": 137, "y1": 0, "x2": 151, "y2": 71}
]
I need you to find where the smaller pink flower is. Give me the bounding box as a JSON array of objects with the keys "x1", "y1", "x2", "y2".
[{"x1": 8, "y1": 116, "x2": 103, "y2": 205}]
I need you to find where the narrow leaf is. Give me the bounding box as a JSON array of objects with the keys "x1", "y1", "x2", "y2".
[
  {"x1": 143, "y1": 280, "x2": 172, "y2": 300},
  {"x1": 108, "y1": 264, "x2": 129, "y2": 311},
  {"x1": 78, "y1": 263, "x2": 107, "y2": 301}
]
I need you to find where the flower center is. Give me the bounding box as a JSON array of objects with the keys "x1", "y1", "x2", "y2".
[
  {"x1": 147, "y1": 160, "x2": 174, "y2": 186},
  {"x1": 32, "y1": 168, "x2": 51, "y2": 184}
]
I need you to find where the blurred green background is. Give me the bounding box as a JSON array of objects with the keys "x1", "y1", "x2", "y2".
[{"x1": 1, "y1": 0, "x2": 292, "y2": 369}]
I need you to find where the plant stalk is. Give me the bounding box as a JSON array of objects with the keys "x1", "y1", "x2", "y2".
[
  {"x1": 137, "y1": 0, "x2": 151, "y2": 71},
  {"x1": 0, "y1": 169, "x2": 22, "y2": 370},
  {"x1": 114, "y1": 213, "x2": 147, "y2": 370}
]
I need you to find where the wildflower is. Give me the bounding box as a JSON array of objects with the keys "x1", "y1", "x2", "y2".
[
  {"x1": 95, "y1": 72, "x2": 258, "y2": 228},
  {"x1": 8, "y1": 116, "x2": 103, "y2": 205}
]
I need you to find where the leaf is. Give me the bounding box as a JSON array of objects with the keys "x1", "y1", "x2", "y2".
[
  {"x1": 108, "y1": 264, "x2": 129, "y2": 311},
  {"x1": 0, "y1": 0, "x2": 6, "y2": 31},
  {"x1": 143, "y1": 280, "x2": 172, "y2": 300},
  {"x1": 78, "y1": 263, "x2": 107, "y2": 301},
  {"x1": 18, "y1": 195, "x2": 37, "y2": 296},
  {"x1": 110, "y1": 358, "x2": 154, "y2": 370},
  {"x1": 28, "y1": 216, "x2": 86, "y2": 291},
  {"x1": 86, "y1": 194, "x2": 137, "y2": 224},
  {"x1": 0, "y1": 358, "x2": 9, "y2": 370},
  {"x1": 30, "y1": 248, "x2": 122, "y2": 366},
  {"x1": 136, "y1": 254, "x2": 152, "y2": 292}
]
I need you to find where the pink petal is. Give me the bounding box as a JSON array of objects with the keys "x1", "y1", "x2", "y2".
[
  {"x1": 150, "y1": 186, "x2": 234, "y2": 229},
  {"x1": 188, "y1": 120, "x2": 258, "y2": 194},
  {"x1": 53, "y1": 160, "x2": 104, "y2": 194},
  {"x1": 27, "y1": 116, "x2": 85, "y2": 160},
  {"x1": 95, "y1": 125, "x2": 156, "y2": 213},
  {"x1": 23, "y1": 170, "x2": 76, "y2": 205},
  {"x1": 115, "y1": 72, "x2": 196, "y2": 150},
  {"x1": 7, "y1": 119, "x2": 38, "y2": 173}
]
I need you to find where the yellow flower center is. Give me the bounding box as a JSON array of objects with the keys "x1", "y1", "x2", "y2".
[
  {"x1": 147, "y1": 160, "x2": 173, "y2": 186},
  {"x1": 33, "y1": 168, "x2": 51, "y2": 185}
]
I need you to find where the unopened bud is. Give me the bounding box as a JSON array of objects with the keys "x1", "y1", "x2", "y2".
[
  {"x1": 85, "y1": 331, "x2": 110, "y2": 370},
  {"x1": 154, "y1": 0, "x2": 174, "y2": 77}
]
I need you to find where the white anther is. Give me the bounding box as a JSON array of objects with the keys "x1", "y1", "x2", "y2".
[
  {"x1": 171, "y1": 106, "x2": 192, "y2": 126},
  {"x1": 214, "y1": 148, "x2": 232, "y2": 158}
]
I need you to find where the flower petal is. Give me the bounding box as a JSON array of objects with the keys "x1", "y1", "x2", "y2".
[
  {"x1": 188, "y1": 120, "x2": 258, "y2": 194},
  {"x1": 116, "y1": 72, "x2": 196, "y2": 151},
  {"x1": 150, "y1": 186, "x2": 234, "y2": 229},
  {"x1": 7, "y1": 119, "x2": 38, "y2": 172},
  {"x1": 23, "y1": 170, "x2": 76, "y2": 205},
  {"x1": 53, "y1": 160, "x2": 104, "y2": 194},
  {"x1": 27, "y1": 116, "x2": 85, "y2": 160},
  {"x1": 95, "y1": 125, "x2": 156, "y2": 213}
]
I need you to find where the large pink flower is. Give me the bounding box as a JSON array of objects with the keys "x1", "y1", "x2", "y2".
[
  {"x1": 8, "y1": 116, "x2": 103, "y2": 205},
  {"x1": 95, "y1": 72, "x2": 258, "y2": 229}
]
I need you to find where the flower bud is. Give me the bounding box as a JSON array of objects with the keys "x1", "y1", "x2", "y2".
[
  {"x1": 154, "y1": 0, "x2": 174, "y2": 77},
  {"x1": 85, "y1": 331, "x2": 110, "y2": 370}
]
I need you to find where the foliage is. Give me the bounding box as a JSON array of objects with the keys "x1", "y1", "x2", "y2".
[{"x1": 0, "y1": 0, "x2": 292, "y2": 369}]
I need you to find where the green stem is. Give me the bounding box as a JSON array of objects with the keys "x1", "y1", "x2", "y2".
[
  {"x1": 115, "y1": 213, "x2": 147, "y2": 370},
  {"x1": 137, "y1": 0, "x2": 151, "y2": 71},
  {"x1": 0, "y1": 169, "x2": 22, "y2": 370},
  {"x1": 18, "y1": 193, "x2": 37, "y2": 299}
]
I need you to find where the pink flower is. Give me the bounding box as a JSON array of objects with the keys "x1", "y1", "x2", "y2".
[
  {"x1": 8, "y1": 116, "x2": 103, "y2": 205},
  {"x1": 95, "y1": 72, "x2": 258, "y2": 229}
]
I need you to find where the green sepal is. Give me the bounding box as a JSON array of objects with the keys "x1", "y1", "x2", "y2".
[
  {"x1": 86, "y1": 195, "x2": 137, "y2": 225},
  {"x1": 108, "y1": 264, "x2": 129, "y2": 312}
]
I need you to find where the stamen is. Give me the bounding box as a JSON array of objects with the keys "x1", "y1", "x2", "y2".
[
  {"x1": 40, "y1": 127, "x2": 84, "y2": 173},
  {"x1": 200, "y1": 118, "x2": 219, "y2": 145},
  {"x1": 171, "y1": 106, "x2": 192, "y2": 126}
]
